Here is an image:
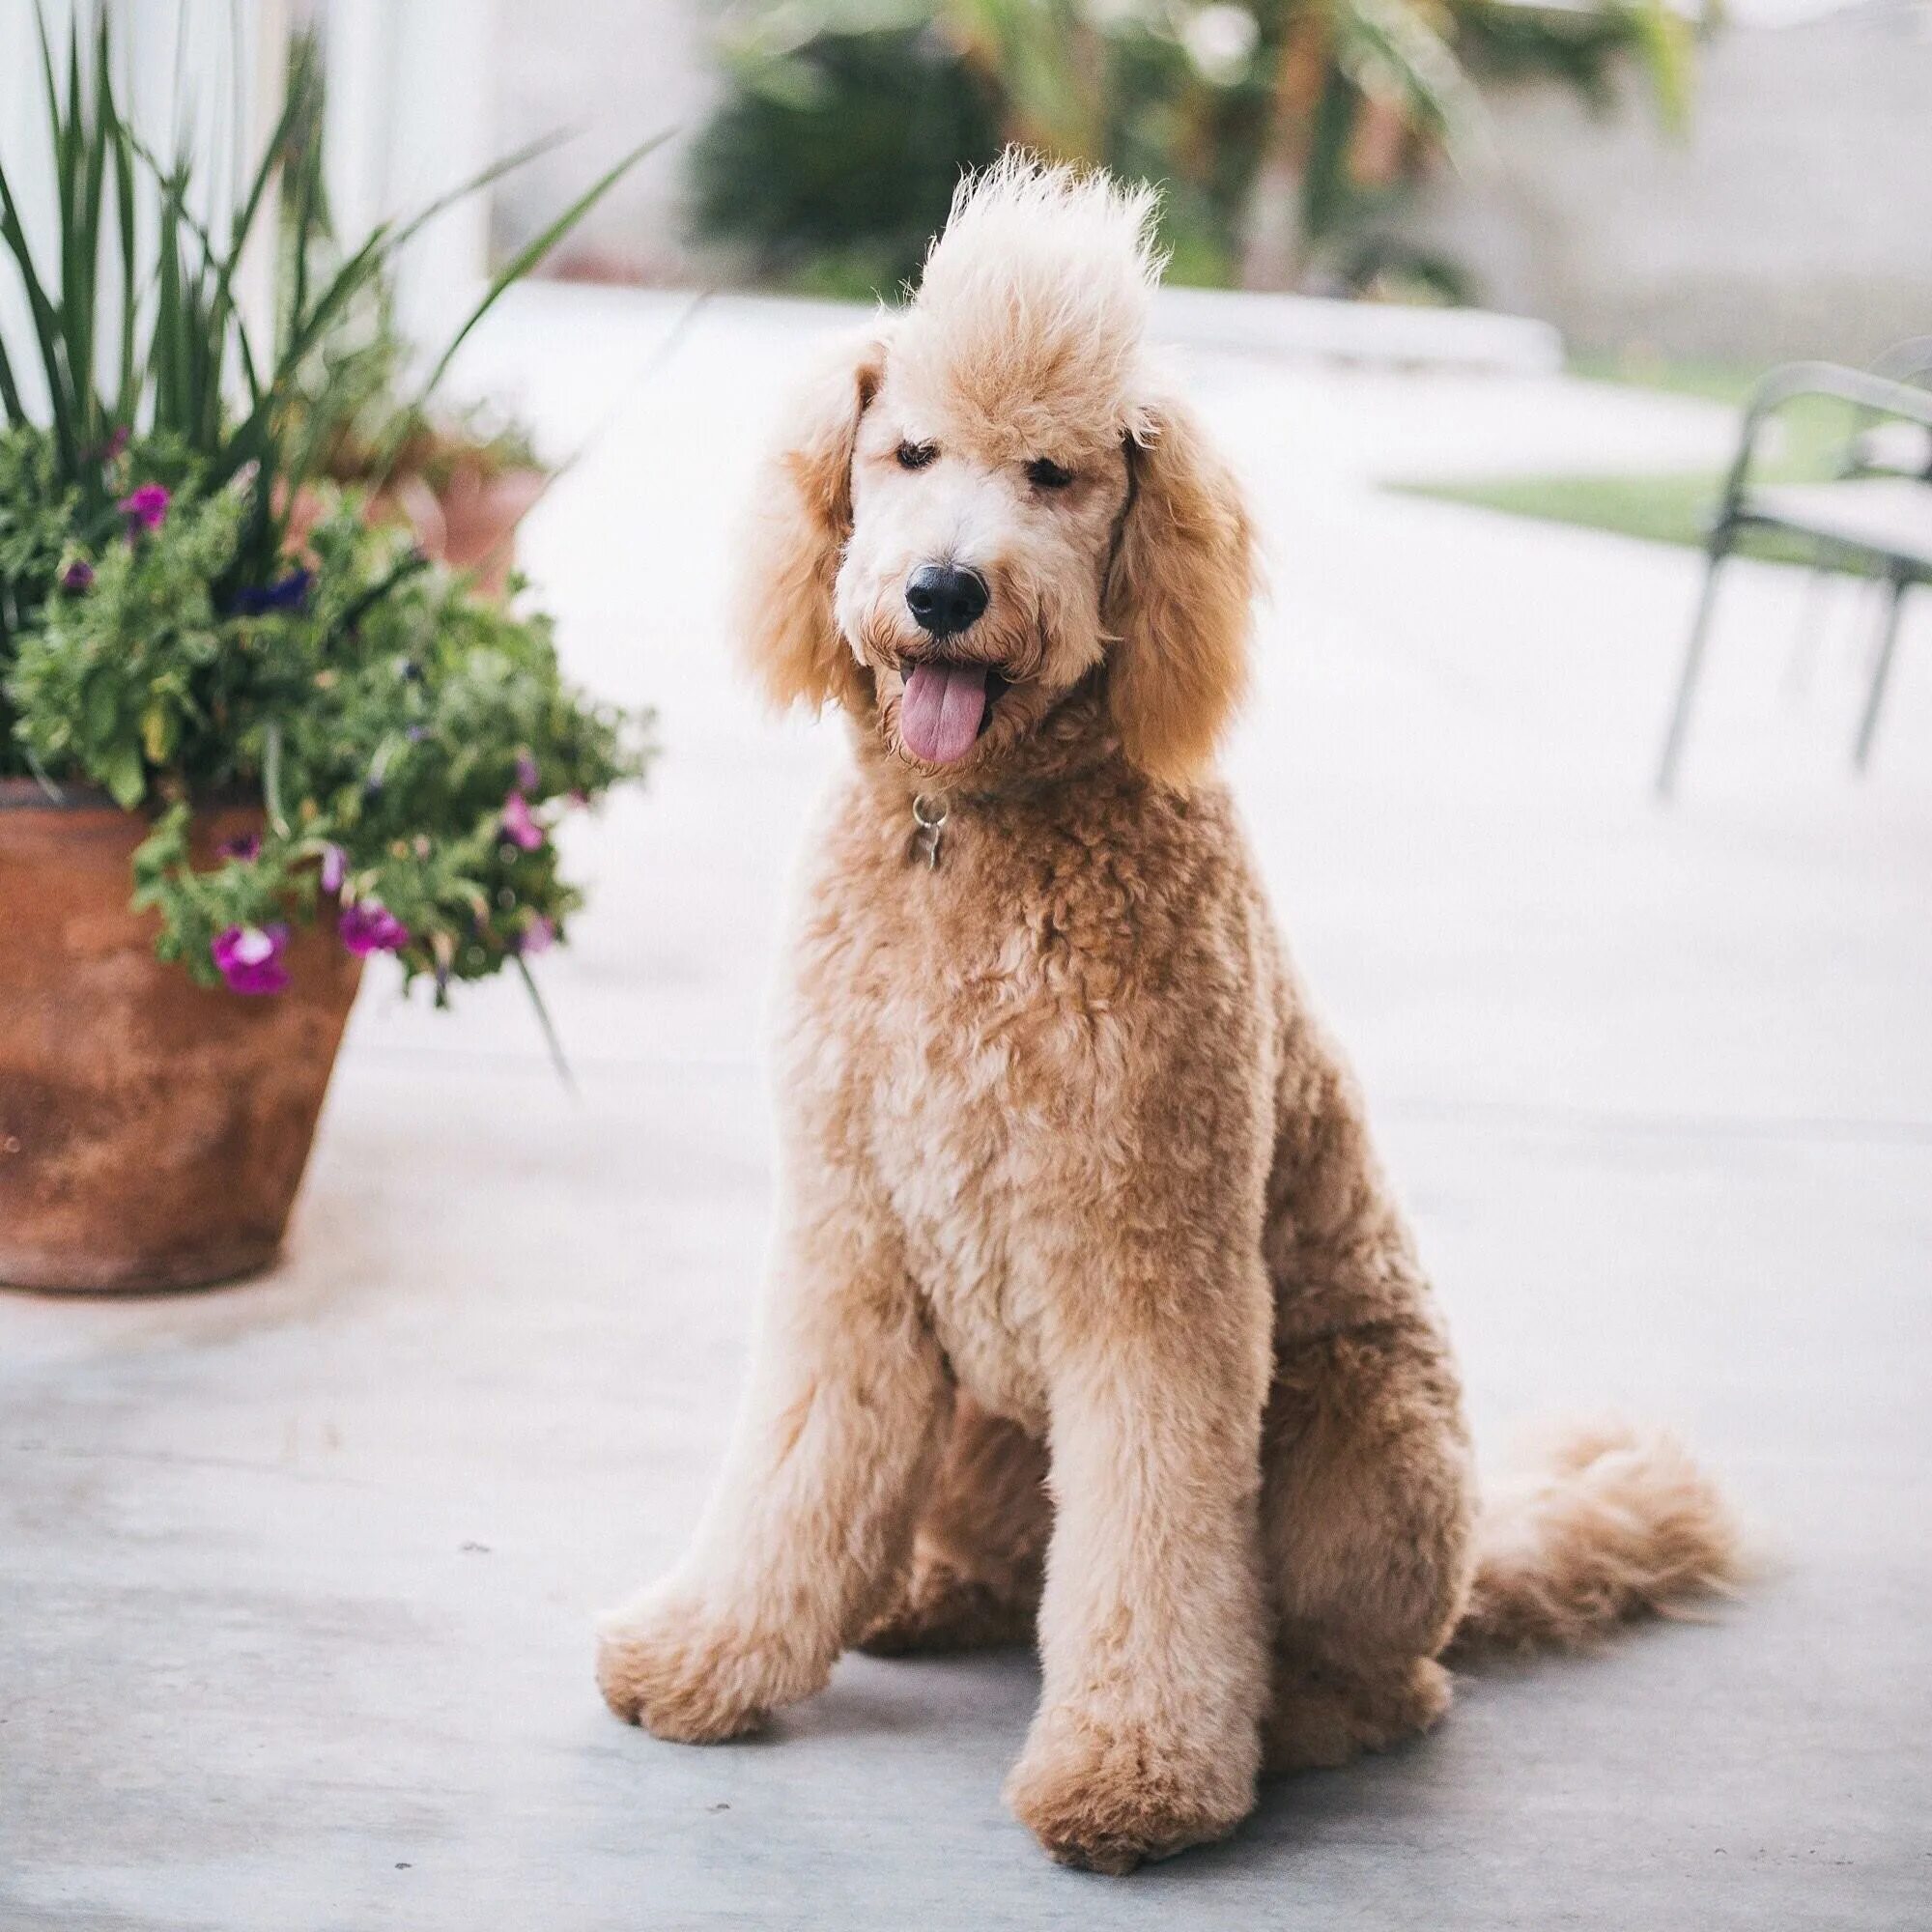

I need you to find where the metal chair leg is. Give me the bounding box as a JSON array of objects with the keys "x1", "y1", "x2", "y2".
[
  {"x1": 1657, "y1": 537, "x2": 1732, "y2": 799},
  {"x1": 1853, "y1": 577, "x2": 1910, "y2": 773}
]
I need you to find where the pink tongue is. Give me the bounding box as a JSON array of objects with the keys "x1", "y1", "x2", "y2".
[{"x1": 900, "y1": 662, "x2": 989, "y2": 765}]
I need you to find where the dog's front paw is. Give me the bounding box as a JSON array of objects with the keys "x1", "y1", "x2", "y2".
[
  {"x1": 596, "y1": 1592, "x2": 818, "y2": 1744},
  {"x1": 1004, "y1": 1705, "x2": 1258, "y2": 1874}
]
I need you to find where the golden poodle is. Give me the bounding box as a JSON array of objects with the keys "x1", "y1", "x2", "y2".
[{"x1": 597, "y1": 154, "x2": 1739, "y2": 1873}]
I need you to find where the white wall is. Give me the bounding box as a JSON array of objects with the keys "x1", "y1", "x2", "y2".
[
  {"x1": 1399, "y1": 0, "x2": 1932, "y2": 363},
  {"x1": 315, "y1": 0, "x2": 496, "y2": 348},
  {"x1": 485, "y1": 0, "x2": 718, "y2": 283}
]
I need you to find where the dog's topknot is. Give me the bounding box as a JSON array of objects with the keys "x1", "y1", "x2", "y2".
[{"x1": 892, "y1": 152, "x2": 1166, "y2": 455}]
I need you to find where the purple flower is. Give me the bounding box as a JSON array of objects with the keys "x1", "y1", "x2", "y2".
[
  {"x1": 212, "y1": 923, "x2": 290, "y2": 996},
  {"x1": 221, "y1": 568, "x2": 313, "y2": 616},
  {"x1": 60, "y1": 559, "x2": 94, "y2": 593},
  {"x1": 119, "y1": 483, "x2": 170, "y2": 533},
  {"x1": 319, "y1": 843, "x2": 347, "y2": 895},
  {"x1": 217, "y1": 833, "x2": 261, "y2": 863},
  {"x1": 500, "y1": 791, "x2": 544, "y2": 852},
  {"x1": 515, "y1": 915, "x2": 555, "y2": 956},
  {"x1": 337, "y1": 900, "x2": 410, "y2": 956},
  {"x1": 514, "y1": 751, "x2": 540, "y2": 793}
]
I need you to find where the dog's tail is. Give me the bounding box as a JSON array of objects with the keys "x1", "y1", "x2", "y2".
[{"x1": 1454, "y1": 1422, "x2": 1742, "y2": 1653}]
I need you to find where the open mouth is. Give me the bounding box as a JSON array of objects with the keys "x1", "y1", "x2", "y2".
[{"x1": 899, "y1": 659, "x2": 1011, "y2": 765}]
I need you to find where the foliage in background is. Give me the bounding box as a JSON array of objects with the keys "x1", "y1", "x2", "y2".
[
  {"x1": 0, "y1": 8, "x2": 658, "y2": 1007},
  {"x1": 693, "y1": 24, "x2": 1003, "y2": 298},
  {"x1": 689, "y1": 0, "x2": 1698, "y2": 300}
]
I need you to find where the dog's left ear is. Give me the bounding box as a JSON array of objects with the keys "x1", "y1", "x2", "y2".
[
  {"x1": 735, "y1": 327, "x2": 888, "y2": 716},
  {"x1": 1103, "y1": 397, "x2": 1257, "y2": 786}
]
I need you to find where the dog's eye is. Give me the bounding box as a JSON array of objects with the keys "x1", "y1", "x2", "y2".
[
  {"x1": 1025, "y1": 457, "x2": 1074, "y2": 491},
  {"x1": 895, "y1": 440, "x2": 937, "y2": 470}
]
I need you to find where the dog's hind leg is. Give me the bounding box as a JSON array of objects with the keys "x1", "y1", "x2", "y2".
[
  {"x1": 1260, "y1": 1321, "x2": 1468, "y2": 1770},
  {"x1": 859, "y1": 1396, "x2": 1050, "y2": 1656},
  {"x1": 1260, "y1": 1320, "x2": 1474, "y2": 1773},
  {"x1": 1259, "y1": 1040, "x2": 1477, "y2": 1775}
]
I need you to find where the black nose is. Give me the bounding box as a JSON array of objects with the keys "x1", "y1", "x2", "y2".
[{"x1": 905, "y1": 563, "x2": 989, "y2": 639}]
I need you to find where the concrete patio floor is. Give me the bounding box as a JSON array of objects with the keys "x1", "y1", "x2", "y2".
[{"x1": 5, "y1": 290, "x2": 1930, "y2": 1930}]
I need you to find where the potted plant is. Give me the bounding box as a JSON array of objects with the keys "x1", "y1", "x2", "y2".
[
  {"x1": 0, "y1": 18, "x2": 654, "y2": 1292},
  {"x1": 293, "y1": 279, "x2": 553, "y2": 599},
  {"x1": 359, "y1": 400, "x2": 549, "y2": 601}
]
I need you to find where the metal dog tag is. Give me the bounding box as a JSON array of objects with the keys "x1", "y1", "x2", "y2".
[{"x1": 909, "y1": 793, "x2": 949, "y2": 870}]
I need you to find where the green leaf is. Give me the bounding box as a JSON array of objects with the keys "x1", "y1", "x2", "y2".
[
  {"x1": 101, "y1": 739, "x2": 144, "y2": 810},
  {"x1": 83, "y1": 667, "x2": 119, "y2": 742},
  {"x1": 513, "y1": 952, "x2": 580, "y2": 1093},
  {"x1": 202, "y1": 68, "x2": 316, "y2": 407},
  {"x1": 1622, "y1": 0, "x2": 1696, "y2": 136},
  {"x1": 409, "y1": 131, "x2": 670, "y2": 413},
  {"x1": 101, "y1": 12, "x2": 138, "y2": 428},
  {"x1": 0, "y1": 333, "x2": 24, "y2": 427},
  {"x1": 1297, "y1": 66, "x2": 1358, "y2": 251},
  {"x1": 0, "y1": 150, "x2": 77, "y2": 465},
  {"x1": 1341, "y1": 0, "x2": 1487, "y2": 161},
  {"x1": 383, "y1": 128, "x2": 578, "y2": 259}
]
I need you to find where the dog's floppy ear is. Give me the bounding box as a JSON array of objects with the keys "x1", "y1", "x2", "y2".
[
  {"x1": 736, "y1": 328, "x2": 887, "y2": 714},
  {"x1": 1103, "y1": 396, "x2": 1257, "y2": 786}
]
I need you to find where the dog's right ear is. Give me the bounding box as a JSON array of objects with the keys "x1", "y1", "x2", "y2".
[{"x1": 735, "y1": 328, "x2": 887, "y2": 715}]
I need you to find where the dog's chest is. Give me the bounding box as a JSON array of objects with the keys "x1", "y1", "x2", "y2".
[{"x1": 787, "y1": 814, "x2": 1149, "y2": 1429}]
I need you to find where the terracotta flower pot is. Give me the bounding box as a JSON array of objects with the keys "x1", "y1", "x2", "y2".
[
  {"x1": 286, "y1": 468, "x2": 544, "y2": 601},
  {"x1": 432, "y1": 467, "x2": 546, "y2": 599},
  {"x1": 0, "y1": 781, "x2": 362, "y2": 1293}
]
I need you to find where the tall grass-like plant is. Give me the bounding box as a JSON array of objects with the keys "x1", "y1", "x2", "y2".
[{"x1": 0, "y1": 10, "x2": 658, "y2": 690}]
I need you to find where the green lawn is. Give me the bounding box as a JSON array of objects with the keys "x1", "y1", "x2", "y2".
[{"x1": 1391, "y1": 353, "x2": 1873, "y2": 569}]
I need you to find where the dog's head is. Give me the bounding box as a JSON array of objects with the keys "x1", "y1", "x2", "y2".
[{"x1": 738, "y1": 154, "x2": 1256, "y2": 787}]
